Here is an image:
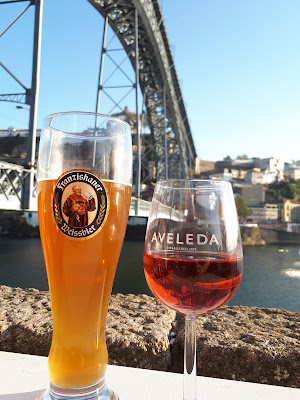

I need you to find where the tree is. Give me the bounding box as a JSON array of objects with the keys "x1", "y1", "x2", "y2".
[
  {"x1": 236, "y1": 154, "x2": 250, "y2": 160},
  {"x1": 223, "y1": 155, "x2": 232, "y2": 161},
  {"x1": 235, "y1": 196, "x2": 251, "y2": 220},
  {"x1": 265, "y1": 182, "x2": 296, "y2": 202}
]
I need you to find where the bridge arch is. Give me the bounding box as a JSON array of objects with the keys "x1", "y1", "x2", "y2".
[{"x1": 88, "y1": 0, "x2": 197, "y2": 180}]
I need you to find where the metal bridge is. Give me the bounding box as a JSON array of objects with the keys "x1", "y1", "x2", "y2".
[{"x1": 0, "y1": 0, "x2": 197, "y2": 216}]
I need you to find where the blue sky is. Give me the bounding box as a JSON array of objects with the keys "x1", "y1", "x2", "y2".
[{"x1": 1, "y1": 0, "x2": 300, "y2": 162}]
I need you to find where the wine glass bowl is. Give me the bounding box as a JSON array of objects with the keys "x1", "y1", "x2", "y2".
[
  {"x1": 144, "y1": 252, "x2": 243, "y2": 318},
  {"x1": 143, "y1": 179, "x2": 243, "y2": 399}
]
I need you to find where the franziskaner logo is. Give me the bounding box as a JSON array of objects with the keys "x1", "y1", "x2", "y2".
[{"x1": 53, "y1": 170, "x2": 108, "y2": 239}]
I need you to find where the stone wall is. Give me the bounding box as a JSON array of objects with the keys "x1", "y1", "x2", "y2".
[
  {"x1": 241, "y1": 225, "x2": 300, "y2": 245},
  {"x1": 0, "y1": 212, "x2": 39, "y2": 237},
  {"x1": 1, "y1": 286, "x2": 299, "y2": 387},
  {"x1": 260, "y1": 227, "x2": 300, "y2": 244},
  {"x1": 240, "y1": 226, "x2": 266, "y2": 246}
]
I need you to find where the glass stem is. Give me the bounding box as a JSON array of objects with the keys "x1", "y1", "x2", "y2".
[{"x1": 184, "y1": 317, "x2": 197, "y2": 400}]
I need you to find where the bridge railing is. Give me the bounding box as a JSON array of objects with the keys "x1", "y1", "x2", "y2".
[
  {"x1": 129, "y1": 197, "x2": 151, "y2": 218},
  {"x1": 0, "y1": 161, "x2": 37, "y2": 211},
  {"x1": 0, "y1": 162, "x2": 151, "y2": 217}
]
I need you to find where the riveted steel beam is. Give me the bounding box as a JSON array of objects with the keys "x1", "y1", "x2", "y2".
[{"x1": 88, "y1": 0, "x2": 196, "y2": 180}]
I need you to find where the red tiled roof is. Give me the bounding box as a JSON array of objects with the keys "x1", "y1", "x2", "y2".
[{"x1": 282, "y1": 198, "x2": 300, "y2": 205}]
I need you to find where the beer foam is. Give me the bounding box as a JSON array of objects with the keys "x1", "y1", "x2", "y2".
[{"x1": 103, "y1": 179, "x2": 132, "y2": 187}]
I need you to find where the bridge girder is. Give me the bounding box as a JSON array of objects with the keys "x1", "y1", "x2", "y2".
[
  {"x1": 88, "y1": 0, "x2": 197, "y2": 179},
  {"x1": 0, "y1": 93, "x2": 27, "y2": 104}
]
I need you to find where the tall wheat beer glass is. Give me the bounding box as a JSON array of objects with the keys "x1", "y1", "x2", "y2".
[{"x1": 37, "y1": 112, "x2": 132, "y2": 400}]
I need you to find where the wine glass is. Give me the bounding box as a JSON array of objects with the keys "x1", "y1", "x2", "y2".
[
  {"x1": 37, "y1": 112, "x2": 132, "y2": 400},
  {"x1": 143, "y1": 179, "x2": 243, "y2": 400}
]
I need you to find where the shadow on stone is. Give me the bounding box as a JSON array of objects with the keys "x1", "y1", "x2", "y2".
[{"x1": 0, "y1": 324, "x2": 51, "y2": 356}]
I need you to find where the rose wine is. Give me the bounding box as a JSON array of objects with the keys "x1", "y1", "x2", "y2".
[{"x1": 144, "y1": 252, "x2": 243, "y2": 317}]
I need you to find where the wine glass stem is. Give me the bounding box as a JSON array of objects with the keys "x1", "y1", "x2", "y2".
[{"x1": 184, "y1": 317, "x2": 197, "y2": 400}]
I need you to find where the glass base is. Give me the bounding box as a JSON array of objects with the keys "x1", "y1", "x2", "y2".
[{"x1": 36, "y1": 379, "x2": 119, "y2": 400}]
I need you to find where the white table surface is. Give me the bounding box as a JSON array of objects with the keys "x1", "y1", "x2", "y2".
[{"x1": 0, "y1": 351, "x2": 299, "y2": 400}]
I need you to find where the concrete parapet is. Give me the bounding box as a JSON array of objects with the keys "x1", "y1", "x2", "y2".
[{"x1": 0, "y1": 286, "x2": 299, "y2": 388}]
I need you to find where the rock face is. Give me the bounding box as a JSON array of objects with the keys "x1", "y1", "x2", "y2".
[
  {"x1": 0, "y1": 286, "x2": 300, "y2": 388},
  {"x1": 171, "y1": 306, "x2": 300, "y2": 388},
  {"x1": 240, "y1": 226, "x2": 266, "y2": 246},
  {"x1": 0, "y1": 212, "x2": 39, "y2": 237}
]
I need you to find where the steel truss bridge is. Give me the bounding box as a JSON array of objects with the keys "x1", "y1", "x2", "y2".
[{"x1": 0, "y1": 0, "x2": 197, "y2": 216}]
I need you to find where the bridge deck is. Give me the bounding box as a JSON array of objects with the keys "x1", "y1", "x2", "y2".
[
  {"x1": 0, "y1": 194, "x2": 150, "y2": 218},
  {"x1": 0, "y1": 162, "x2": 151, "y2": 217}
]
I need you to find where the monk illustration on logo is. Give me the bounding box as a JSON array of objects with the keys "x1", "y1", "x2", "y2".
[{"x1": 63, "y1": 185, "x2": 96, "y2": 228}]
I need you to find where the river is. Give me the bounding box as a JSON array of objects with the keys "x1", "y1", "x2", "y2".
[{"x1": 0, "y1": 238, "x2": 300, "y2": 313}]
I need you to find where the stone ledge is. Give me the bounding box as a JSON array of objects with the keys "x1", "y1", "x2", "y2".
[
  {"x1": 106, "y1": 293, "x2": 175, "y2": 370},
  {"x1": 0, "y1": 286, "x2": 299, "y2": 388},
  {"x1": 171, "y1": 306, "x2": 300, "y2": 388},
  {"x1": 0, "y1": 286, "x2": 175, "y2": 372}
]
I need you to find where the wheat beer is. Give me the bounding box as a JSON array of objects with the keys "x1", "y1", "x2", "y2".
[
  {"x1": 37, "y1": 112, "x2": 132, "y2": 400},
  {"x1": 38, "y1": 177, "x2": 131, "y2": 388}
]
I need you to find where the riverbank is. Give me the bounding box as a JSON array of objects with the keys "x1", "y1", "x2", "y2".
[
  {"x1": 0, "y1": 285, "x2": 299, "y2": 388},
  {"x1": 0, "y1": 212, "x2": 39, "y2": 237},
  {"x1": 240, "y1": 224, "x2": 300, "y2": 245},
  {"x1": 0, "y1": 211, "x2": 146, "y2": 241},
  {"x1": 1, "y1": 211, "x2": 300, "y2": 245}
]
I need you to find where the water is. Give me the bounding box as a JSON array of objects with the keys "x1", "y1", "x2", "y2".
[
  {"x1": 0, "y1": 238, "x2": 300, "y2": 313},
  {"x1": 0, "y1": 237, "x2": 151, "y2": 296}
]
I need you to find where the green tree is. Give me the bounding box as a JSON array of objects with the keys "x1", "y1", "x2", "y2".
[
  {"x1": 266, "y1": 181, "x2": 296, "y2": 201},
  {"x1": 236, "y1": 154, "x2": 250, "y2": 160},
  {"x1": 235, "y1": 196, "x2": 251, "y2": 220}
]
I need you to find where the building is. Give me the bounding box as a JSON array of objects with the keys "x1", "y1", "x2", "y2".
[
  {"x1": 249, "y1": 204, "x2": 280, "y2": 223},
  {"x1": 244, "y1": 168, "x2": 264, "y2": 184},
  {"x1": 233, "y1": 183, "x2": 265, "y2": 207},
  {"x1": 287, "y1": 223, "x2": 300, "y2": 233},
  {"x1": 254, "y1": 157, "x2": 285, "y2": 183},
  {"x1": 284, "y1": 168, "x2": 300, "y2": 181},
  {"x1": 281, "y1": 198, "x2": 300, "y2": 223},
  {"x1": 210, "y1": 168, "x2": 233, "y2": 182},
  {"x1": 195, "y1": 158, "x2": 215, "y2": 177},
  {"x1": 212, "y1": 157, "x2": 288, "y2": 185},
  {"x1": 232, "y1": 159, "x2": 255, "y2": 169}
]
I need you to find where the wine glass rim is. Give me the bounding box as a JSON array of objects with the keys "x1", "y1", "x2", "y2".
[
  {"x1": 43, "y1": 111, "x2": 131, "y2": 129},
  {"x1": 156, "y1": 179, "x2": 232, "y2": 189}
]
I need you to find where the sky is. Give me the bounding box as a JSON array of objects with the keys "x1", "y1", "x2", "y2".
[{"x1": 0, "y1": 0, "x2": 300, "y2": 162}]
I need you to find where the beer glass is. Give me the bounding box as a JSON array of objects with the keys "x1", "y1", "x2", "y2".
[
  {"x1": 143, "y1": 180, "x2": 243, "y2": 400},
  {"x1": 37, "y1": 112, "x2": 132, "y2": 400}
]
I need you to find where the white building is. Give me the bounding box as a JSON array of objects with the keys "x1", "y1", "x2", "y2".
[
  {"x1": 284, "y1": 168, "x2": 300, "y2": 181},
  {"x1": 210, "y1": 169, "x2": 233, "y2": 182},
  {"x1": 249, "y1": 204, "x2": 280, "y2": 223},
  {"x1": 254, "y1": 157, "x2": 285, "y2": 183},
  {"x1": 244, "y1": 168, "x2": 264, "y2": 184}
]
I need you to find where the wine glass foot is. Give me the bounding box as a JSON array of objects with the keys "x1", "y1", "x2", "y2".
[{"x1": 36, "y1": 381, "x2": 119, "y2": 400}]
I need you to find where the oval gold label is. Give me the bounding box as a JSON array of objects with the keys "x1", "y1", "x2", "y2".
[{"x1": 53, "y1": 170, "x2": 108, "y2": 239}]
